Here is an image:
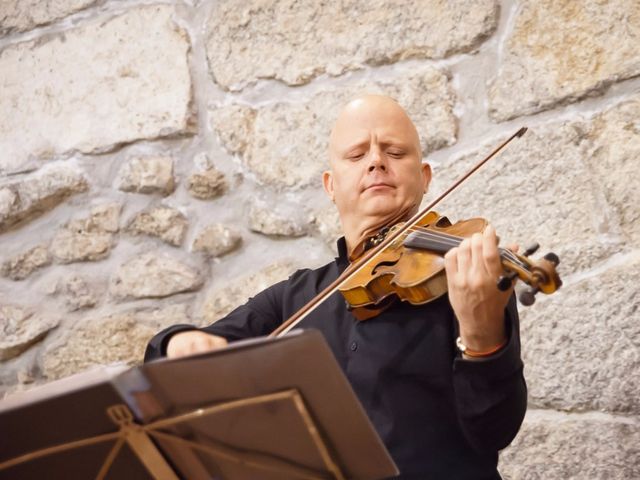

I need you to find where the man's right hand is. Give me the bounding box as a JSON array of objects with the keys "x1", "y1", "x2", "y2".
[{"x1": 166, "y1": 331, "x2": 228, "y2": 358}]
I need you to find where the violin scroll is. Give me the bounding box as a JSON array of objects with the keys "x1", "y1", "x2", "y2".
[{"x1": 498, "y1": 242, "x2": 562, "y2": 306}]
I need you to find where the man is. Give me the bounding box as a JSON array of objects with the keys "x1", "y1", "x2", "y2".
[{"x1": 145, "y1": 95, "x2": 527, "y2": 479}]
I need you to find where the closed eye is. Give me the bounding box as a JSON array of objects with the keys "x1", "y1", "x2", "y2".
[{"x1": 387, "y1": 150, "x2": 405, "y2": 158}]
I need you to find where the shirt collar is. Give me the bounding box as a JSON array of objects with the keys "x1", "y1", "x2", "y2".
[{"x1": 335, "y1": 237, "x2": 350, "y2": 270}]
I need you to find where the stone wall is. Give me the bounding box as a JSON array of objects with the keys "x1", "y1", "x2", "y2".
[{"x1": 1, "y1": 0, "x2": 638, "y2": 477}]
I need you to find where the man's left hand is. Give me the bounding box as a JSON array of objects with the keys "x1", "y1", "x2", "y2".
[{"x1": 444, "y1": 224, "x2": 513, "y2": 353}]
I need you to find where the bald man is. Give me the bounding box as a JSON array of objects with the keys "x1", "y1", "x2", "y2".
[{"x1": 146, "y1": 96, "x2": 526, "y2": 479}]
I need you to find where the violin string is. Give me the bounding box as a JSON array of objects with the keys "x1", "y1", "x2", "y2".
[
  {"x1": 393, "y1": 226, "x2": 528, "y2": 269},
  {"x1": 401, "y1": 227, "x2": 526, "y2": 268}
]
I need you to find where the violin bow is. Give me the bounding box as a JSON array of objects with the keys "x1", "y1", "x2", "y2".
[{"x1": 270, "y1": 127, "x2": 528, "y2": 337}]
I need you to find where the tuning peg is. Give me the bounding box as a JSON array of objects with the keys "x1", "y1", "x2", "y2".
[
  {"x1": 544, "y1": 252, "x2": 560, "y2": 266},
  {"x1": 522, "y1": 242, "x2": 540, "y2": 257},
  {"x1": 519, "y1": 287, "x2": 539, "y2": 306},
  {"x1": 497, "y1": 271, "x2": 518, "y2": 291}
]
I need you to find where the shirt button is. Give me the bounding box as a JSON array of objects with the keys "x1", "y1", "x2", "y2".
[{"x1": 350, "y1": 341, "x2": 358, "y2": 351}]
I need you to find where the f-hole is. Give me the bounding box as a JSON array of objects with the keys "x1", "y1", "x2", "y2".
[{"x1": 371, "y1": 253, "x2": 402, "y2": 275}]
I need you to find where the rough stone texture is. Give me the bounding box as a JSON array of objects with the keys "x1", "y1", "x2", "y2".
[
  {"x1": 0, "y1": 164, "x2": 88, "y2": 233},
  {"x1": 211, "y1": 105, "x2": 256, "y2": 153},
  {"x1": 201, "y1": 262, "x2": 297, "y2": 323},
  {"x1": 126, "y1": 206, "x2": 188, "y2": 246},
  {"x1": 50, "y1": 229, "x2": 112, "y2": 263},
  {"x1": 110, "y1": 252, "x2": 203, "y2": 300},
  {"x1": 0, "y1": 305, "x2": 59, "y2": 361},
  {"x1": 0, "y1": 0, "x2": 100, "y2": 35},
  {"x1": 80, "y1": 203, "x2": 121, "y2": 233},
  {"x1": 1, "y1": 244, "x2": 51, "y2": 280},
  {"x1": 519, "y1": 258, "x2": 640, "y2": 414},
  {"x1": 187, "y1": 168, "x2": 227, "y2": 200},
  {"x1": 248, "y1": 197, "x2": 310, "y2": 237},
  {"x1": 489, "y1": 0, "x2": 640, "y2": 120},
  {"x1": 584, "y1": 97, "x2": 640, "y2": 243},
  {"x1": 0, "y1": 5, "x2": 194, "y2": 174},
  {"x1": 116, "y1": 156, "x2": 176, "y2": 196},
  {"x1": 42, "y1": 305, "x2": 190, "y2": 380},
  {"x1": 50, "y1": 204, "x2": 120, "y2": 263},
  {"x1": 311, "y1": 205, "x2": 342, "y2": 252},
  {"x1": 500, "y1": 412, "x2": 640, "y2": 479},
  {"x1": 54, "y1": 275, "x2": 99, "y2": 311},
  {"x1": 211, "y1": 67, "x2": 456, "y2": 188},
  {"x1": 0, "y1": 347, "x2": 39, "y2": 397},
  {"x1": 431, "y1": 119, "x2": 622, "y2": 273},
  {"x1": 206, "y1": 0, "x2": 498, "y2": 89},
  {"x1": 192, "y1": 224, "x2": 242, "y2": 257}
]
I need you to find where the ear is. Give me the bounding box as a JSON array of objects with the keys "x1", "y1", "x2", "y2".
[
  {"x1": 322, "y1": 170, "x2": 335, "y2": 202},
  {"x1": 421, "y1": 162, "x2": 432, "y2": 193}
]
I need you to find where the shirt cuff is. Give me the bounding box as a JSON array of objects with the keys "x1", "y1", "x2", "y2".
[{"x1": 452, "y1": 313, "x2": 523, "y2": 386}]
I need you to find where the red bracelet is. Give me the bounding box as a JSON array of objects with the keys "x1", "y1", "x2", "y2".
[{"x1": 456, "y1": 336, "x2": 508, "y2": 358}]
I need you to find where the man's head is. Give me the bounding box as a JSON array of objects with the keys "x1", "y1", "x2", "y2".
[{"x1": 323, "y1": 95, "x2": 431, "y2": 250}]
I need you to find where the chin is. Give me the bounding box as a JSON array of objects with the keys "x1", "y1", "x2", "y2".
[{"x1": 363, "y1": 200, "x2": 399, "y2": 218}]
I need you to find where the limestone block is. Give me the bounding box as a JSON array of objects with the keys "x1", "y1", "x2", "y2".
[
  {"x1": 211, "y1": 67, "x2": 456, "y2": 188},
  {"x1": 126, "y1": 206, "x2": 188, "y2": 246},
  {"x1": 54, "y1": 275, "x2": 99, "y2": 311},
  {"x1": 187, "y1": 168, "x2": 227, "y2": 200},
  {"x1": 1, "y1": 244, "x2": 51, "y2": 280},
  {"x1": 500, "y1": 412, "x2": 640, "y2": 479},
  {"x1": 49, "y1": 204, "x2": 120, "y2": 263},
  {"x1": 205, "y1": 0, "x2": 498, "y2": 89},
  {"x1": 50, "y1": 229, "x2": 112, "y2": 263},
  {"x1": 110, "y1": 252, "x2": 203, "y2": 300},
  {"x1": 0, "y1": 305, "x2": 59, "y2": 361},
  {"x1": 84, "y1": 203, "x2": 121, "y2": 233},
  {"x1": 116, "y1": 156, "x2": 175, "y2": 195},
  {"x1": 192, "y1": 224, "x2": 242, "y2": 257},
  {"x1": 42, "y1": 305, "x2": 190, "y2": 380},
  {"x1": 0, "y1": 5, "x2": 194, "y2": 174},
  {"x1": 248, "y1": 198, "x2": 309, "y2": 237},
  {"x1": 210, "y1": 105, "x2": 256, "y2": 152},
  {"x1": 311, "y1": 205, "x2": 342, "y2": 252},
  {"x1": 430, "y1": 120, "x2": 621, "y2": 273},
  {"x1": 201, "y1": 262, "x2": 297, "y2": 323},
  {"x1": 0, "y1": 0, "x2": 99, "y2": 34},
  {"x1": 584, "y1": 97, "x2": 640, "y2": 243},
  {"x1": 489, "y1": 0, "x2": 640, "y2": 120},
  {"x1": 0, "y1": 164, "x2": 87, "y2": 233},
  {"x1": 519, "y1": 258, "x2": 640, "y2": 414}
]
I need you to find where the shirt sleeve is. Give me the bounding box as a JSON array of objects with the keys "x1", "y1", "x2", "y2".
[
  {"x1": 451, "y1": 294, "x2": 528, "y2": 453},
  {"x1": 143, "y1": 278, "x2": 289, "y2": 362}
]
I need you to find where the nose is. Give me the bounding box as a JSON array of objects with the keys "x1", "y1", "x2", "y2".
[{"x1": 368, "y1": 147, "x2": 387, "y2": 172}]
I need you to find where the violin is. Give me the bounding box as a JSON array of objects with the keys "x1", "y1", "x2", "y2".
[
  {"x1": 271, "y1": 127, "x2": 562, "y2": 336},
  {"x1": 339, "y1": 210, "x2": 562, "y2": 320}
]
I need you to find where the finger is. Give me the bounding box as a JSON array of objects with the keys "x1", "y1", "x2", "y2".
[
  {"x1": 209, "y1": 336, "x2": 228, "y2": 349},
  {"x1": 456, "y1": 238, "x2": 472, "y2": 275},
  {"x1": 192, "y1": 336, "x2": 213, "y2": 353},
  {"x1": 483, "y1": 225, "x2": 503, "y2": 278},
  {"x1": 470, "y1": 233, "x2": 484, "y2": 273},
  {"x1": 444, "y1": 246, "x2": 458, "y2": 275},
  {"x1": 506, "y1": 242, "x2": 519, "y2": 253}
]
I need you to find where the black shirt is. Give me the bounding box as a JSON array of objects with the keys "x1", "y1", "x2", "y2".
[{"x1": 145, "y1": 238, "x2": 527, "y2": 479}]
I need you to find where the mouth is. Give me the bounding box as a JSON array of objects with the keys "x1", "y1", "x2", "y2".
[{"x1": 364, "y1": 182, "x2": 394, "y2": 192}]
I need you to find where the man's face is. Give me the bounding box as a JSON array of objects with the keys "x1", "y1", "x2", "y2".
[{"x1": 324, "y1": 96, "x2": 431, "y2": 231}]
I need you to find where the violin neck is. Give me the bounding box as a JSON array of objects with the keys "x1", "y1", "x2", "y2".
[{"x1": 403, "y1": 228, "x2": 512, "y2": 259}]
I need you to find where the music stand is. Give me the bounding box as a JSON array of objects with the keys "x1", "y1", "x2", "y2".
[{"x1": 0, "y1": 330, "x2": 398, "y2": 480}]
